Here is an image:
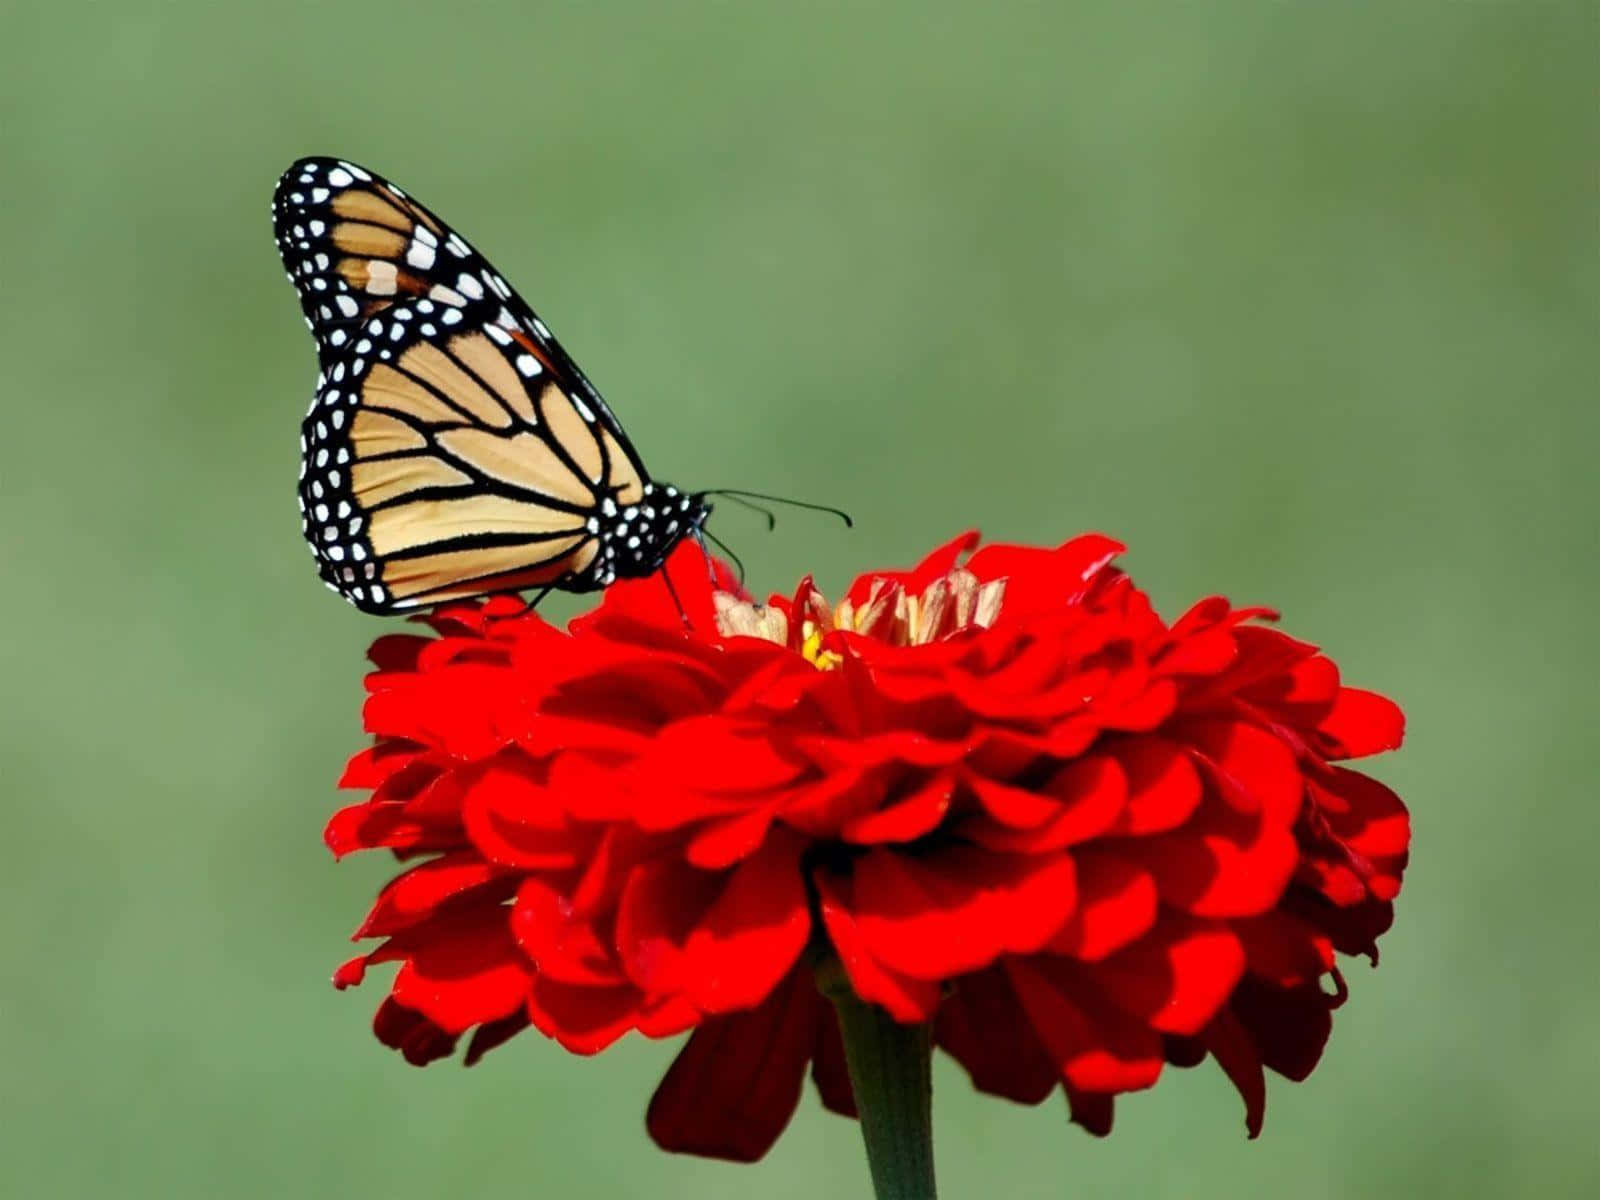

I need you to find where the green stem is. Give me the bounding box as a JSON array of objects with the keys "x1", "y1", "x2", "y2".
[{"x1": 819, "y1": 964, "x2": 938, "y2": 1200}]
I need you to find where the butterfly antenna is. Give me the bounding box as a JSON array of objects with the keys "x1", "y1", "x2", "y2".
[
  {"x1": 701, "y1": 528, "x2": 747, "y2": 587},
  {"x1": 716, "y1": 492, "x2": 777, "y2": 530},
  {"x1": 700, "y1": 489, "x2": 853, "y2": 528}
]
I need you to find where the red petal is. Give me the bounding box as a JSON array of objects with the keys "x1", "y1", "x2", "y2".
[
  {"x1": 1088, "y1": 916, "x2": 1245, "y2": 1035},
  {"x1": 1316, "y1": 688, "x2": 1405, "y2": 758},
  {"x1": 1157, "y1": 623, "x2": 1239, "y2": 677},
  {"x1": 964, "y1": 757, "x2": 1126, "y2": 853},
  {"x1": 387, "y1": 909, "x2": 531, "y2": 1034},
  {"x1": 847, "y1": 846, "x2": 1078, "y2": 979},
  {"x1": 509, "y1": 877, "x2": 622, "y2": 988},
  {"x1": 526, "y1": 976, "x2": 650, "y2": 1054},
  {"x1": 965, "y1": 772, "x2": 1062, "y2": 829},
  {"x1": 684, "y1": 806, "x2": 779, "y2": 868},
  {"x1": 1047, "y1": 849, "x2": 1158, "y2": 961},
  {"x1": 1142, "y1": 795, "x2": 1300, "y2": 918},
  {"x1": 461, "y1": 764, "x2": 588, "y2": 870},
  {"x1": 814, "y1": 874, "x2": 942, "y2": 1022},
  {"x1": 1110, "y1": 738, "x2": 1203, "y2": 835},
  {"x1": 324, "y1": 798, "x2": 455, "y2": 859},
  {"x1": 339, "y1": 741, "x2": 424, "y2": 789},
  {"x1": 616, "y1": 834, "x2": 810, "y2": 1014},
  {"x1": 842, "y1": 772, "x2": 955, "y2": 844},
  {"x1": 1311, "y1": 767, "x2": 1412, "y2": 859},
  {"x1": 965, "y1": 534, "x2": 1125, "y2": 620},
  {"x1": 355, "y1": 852, "x2": 512, "y2": 938},
  {"x1": 1179, "y1": 718, "x2": 1302, "y2": 825},
  {"x1": 1236, "y1": 912, "x2": 1335, "y2": 987},
  {"x1": 796, "y1": 730, "x2": 975, "y2": 772},
  {"x1": 646, "y1": 975, "x2": 821, "y2": 1162},
  {"x1": 584, "y1": 538, "x2": 724, "y2": 635}
]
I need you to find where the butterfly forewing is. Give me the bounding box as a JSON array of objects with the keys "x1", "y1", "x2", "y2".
[{"x1": 275, "y1": 158, "x2": 707, "y2": 613}]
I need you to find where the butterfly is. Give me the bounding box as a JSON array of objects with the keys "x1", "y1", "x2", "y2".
[{"x1": 270, "y1": 157, "x2": 719, "y2": 615}]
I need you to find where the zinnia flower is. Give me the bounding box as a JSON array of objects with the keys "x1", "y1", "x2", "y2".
[{"x1": 326, "y1": 532, "x2": 1408, "y2": 1167}]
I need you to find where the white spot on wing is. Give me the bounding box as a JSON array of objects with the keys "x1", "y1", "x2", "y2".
[
  {"x1": 366, "y1": 261, "x2": 398, "y2": 296},
  {"x1": 406, "y1": 240, "x2": 436, "y2": 271}
]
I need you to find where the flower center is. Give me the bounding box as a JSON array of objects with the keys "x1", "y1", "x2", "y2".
[{"x1": 715, "y1": 567, "x2": 1005, "y2": 667}]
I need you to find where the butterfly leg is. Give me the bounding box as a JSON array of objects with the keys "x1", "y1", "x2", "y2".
[
  {"x1": 661, "y1": 567, "x2": 693, "y2": 631},
  {"x1": 522, "y1": 582, "x2": 558, "y2": 614}
]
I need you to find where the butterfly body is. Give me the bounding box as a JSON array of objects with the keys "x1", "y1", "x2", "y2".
[{"x1": 272, "y1": 158, "x2": 709, "y2": 614}]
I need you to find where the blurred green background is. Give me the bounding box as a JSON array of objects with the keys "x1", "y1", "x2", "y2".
[{"x1": 2, "y1": 1, "x2": 1594, "y2": 1196}]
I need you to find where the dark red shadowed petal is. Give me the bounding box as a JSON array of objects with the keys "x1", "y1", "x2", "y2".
[
  {"x1": 937, "y1": 967, "x2": 1060, "y2": 1104},
  {"x1": 464, "y1": 1010, "x2": 532, "y2": 1066},
  {"x1": 1229, "y1": 976, "x2": 1334, "y2": 1082},
  {"x1": 1005, "y1": 958, "x2": 1165, "y2": 1093},
  {"x1": 366, "y1": 633, "x2": 432, "y2": 672},
  {"x1": 647, "y1": 972, "x2": 823, "y2": 1162},
  {"x1": 1063, "y1": 1085, "x2": 1115, "y2": 1137},
  {"x1": 810, "y1": 1005, "x2": 857, "y2": 1117},
  {"x1": 1235, "y1": 911, "x2": 1335, "y2": 988},
  {"x1": 373, "y1": 998, "x2": 458, "y2": 1066},
  {"x1": 1201, "y1": 1009, "x2": 1267, "y2": 1137}
]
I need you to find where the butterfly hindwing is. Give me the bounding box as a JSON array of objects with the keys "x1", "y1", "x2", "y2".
[{"x1": 300, "y1": 295, "x2": 703, "y2": 613}]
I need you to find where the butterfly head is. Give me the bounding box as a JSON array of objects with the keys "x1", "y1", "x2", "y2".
[{"x1": 596, "y1": 481, "x2": 712, "y2": 582}]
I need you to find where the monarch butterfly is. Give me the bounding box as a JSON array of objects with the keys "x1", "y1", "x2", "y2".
[{"x1": 272, "y1": 157, "x2": 817, "y2": 615}]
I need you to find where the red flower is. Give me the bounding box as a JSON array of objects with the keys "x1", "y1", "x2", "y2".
[{"x1": 328, "y1": 533, "x2": 1408, "y2": 1160}]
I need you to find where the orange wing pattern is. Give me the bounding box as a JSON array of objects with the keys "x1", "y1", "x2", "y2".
[{"x1": 274, "y1": 159, "x2": 707, "y2": 614}]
